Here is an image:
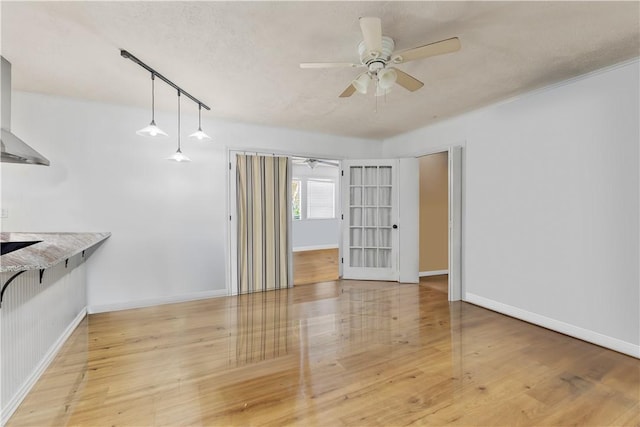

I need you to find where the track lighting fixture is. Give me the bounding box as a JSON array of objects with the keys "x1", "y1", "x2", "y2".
[
  {"x1": 137, "y1": 74, "x2": 168, "y2": 138},
  {"x1": 122, "y1": 49, "x2": 211, "y2": 160}
]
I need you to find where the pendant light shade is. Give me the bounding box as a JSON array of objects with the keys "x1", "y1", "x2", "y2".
[
  {"x1": 189, "y1": 104, "x2": 212, "y2": 141},
  {"x1": 168, "y1": 91, "x2": 191, "y2": 162},
  {"x1": 137, "y1": 122, "x2": 168, "y2": 138},
  {"x1": 167, "y1": 148, "x2": 191, "y2": 162},
  {"x1": 137, "y1": 74, "x2": 168, "y2": 138}
]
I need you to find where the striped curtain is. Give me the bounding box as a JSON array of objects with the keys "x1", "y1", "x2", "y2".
[{"x1": 236, "y1": 154, "x2": 291, "y2": 294}]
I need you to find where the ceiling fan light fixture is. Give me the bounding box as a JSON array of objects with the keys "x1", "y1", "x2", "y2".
[
  {"x1": 378, "y1": 68, "x2": 397, "y2": 90},
  {"x1": 305, "y1": 159, "x2": 318, "y2": 169},
  {"x1": 352, "y1": 73, "x2": 371, "y2": 94},
  {"x1": 375, "y1": 85, "x2": 390, "y2": 97}
]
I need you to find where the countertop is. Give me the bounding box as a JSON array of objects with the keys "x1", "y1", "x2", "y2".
[{"x1": 0, "y1": 232, "x2": 111, "y2": 273}]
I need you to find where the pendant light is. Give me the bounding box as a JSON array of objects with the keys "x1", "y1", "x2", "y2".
[
  {"x1": 137, "y1": 73, "x2": 168, "y2": 138},
  {"x1": 167, "y1": 91, "x2": 191, "y2": 162},
  {"x1": 189, "y1": 104, "x2": 212, "y2": 141}
]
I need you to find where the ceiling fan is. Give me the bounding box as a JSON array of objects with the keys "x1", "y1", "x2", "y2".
[
  {"x1": 300, "y1": 17, "x2": 461, "y2": 98},
  {"x1": 292, "y1": 158, "x2": 339, "y2": 169}
]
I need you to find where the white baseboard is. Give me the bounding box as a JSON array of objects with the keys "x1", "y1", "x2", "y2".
[
  {"x1": 87, "y1": 289, "x2": 228, "y2": 314},
  {"x1": 1, "y1": 308, "x2": 87, "y2": 426},
  {"x1": 419, "y1": 270, "x2": 448, "y2": 277},
  {"x1": 465, "y1": 293, "x2": 640, "y2": 359},
  {"x1": 292, "y1": 244, "x2": 339, "y2": 252}
]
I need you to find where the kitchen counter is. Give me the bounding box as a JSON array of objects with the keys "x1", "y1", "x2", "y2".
[{"x1": 0, "y1": 232, "x2": 111, "y2": 272}]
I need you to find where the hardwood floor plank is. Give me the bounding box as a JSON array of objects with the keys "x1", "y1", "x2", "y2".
[
  {"x1": 293, "y1": 248, "x2": 339, "y2": 285},
  {"x1": 7, "y1": 277, "x2": 639, "y2": 426}
]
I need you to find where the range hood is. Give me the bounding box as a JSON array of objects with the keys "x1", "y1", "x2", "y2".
[{"x1": 1, "y1": 57, "x2": 50, "y2": 166}]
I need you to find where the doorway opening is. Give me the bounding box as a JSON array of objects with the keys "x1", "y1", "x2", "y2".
[
  {"x1": 291, "y1": 157, "x2": 341, "y2": 285},
  {"x1": 418, "y1": 151, "x2": 449, "y2": 291},
  {"x1": 416, "y1": 146, "x2": 463, "y2": 301}
]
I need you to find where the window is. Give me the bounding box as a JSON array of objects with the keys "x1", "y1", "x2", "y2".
[
  {"x1": 307, "y1": 179, "x2": 335, "y2": 219},
  {"x1": 291, "y1": 179, "x2": 301, "y2": 220},
  {"x1": 291, "y1": 176, "x2": 337, "y2": 220}
]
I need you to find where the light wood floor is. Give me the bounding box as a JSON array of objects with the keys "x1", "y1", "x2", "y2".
[
  {"x1": 293, "y1": 248, "x2": 339, "y2": 285},
  {"x1": 8, "y1": 277, "x2": 640, "y2": 426}
]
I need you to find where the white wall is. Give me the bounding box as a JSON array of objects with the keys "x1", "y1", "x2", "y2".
[
  {"x1": 291, "y1": 163, "x2": 340, "y2": 250},
  {"x1": 1, "y1": 92, "x2": 380, "y2": 311},
  {"x1": 383, "y1": 60, "x2": 640, "y2": 356}
]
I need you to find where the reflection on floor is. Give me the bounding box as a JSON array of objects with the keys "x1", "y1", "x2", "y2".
[
  {"x1": 7, "y1": 276, "x2": 640, "y2": 426},
  {"x1": 293, "y1": 248, "x2": 339, "y2": 285},
  {"x1": 420, "y1": 274, "x2": 448, "y2": 294}
]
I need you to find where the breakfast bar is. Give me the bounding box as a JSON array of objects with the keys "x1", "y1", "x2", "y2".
[{"x1": 0, "y1": 231, "x2": 110, "y2": 423}]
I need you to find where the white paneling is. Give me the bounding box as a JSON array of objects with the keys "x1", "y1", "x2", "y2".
[
  {"x1": 1, "y1": 254, "x2": 87, "y2": 424},
  {"x1": 383, "y1": 60, "x2": 640, "y2": 350}
]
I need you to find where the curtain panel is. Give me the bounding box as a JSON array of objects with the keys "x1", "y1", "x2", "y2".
[{"x1": 236, "y1": 154, "x2": 290, "y2": 294}]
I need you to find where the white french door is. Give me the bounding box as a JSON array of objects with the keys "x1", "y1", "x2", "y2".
[{"x1": 342, "y1": 160, "x2": 399, "y2": 281}]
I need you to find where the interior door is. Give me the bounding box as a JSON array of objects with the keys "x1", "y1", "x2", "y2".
[{"x1": 342, "y1": 160, "x2": 399, "y2": 281}]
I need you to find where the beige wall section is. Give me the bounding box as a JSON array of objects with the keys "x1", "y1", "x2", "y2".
[{"x1": 419, "y1": 152, "x2": 448, "y2": 272}]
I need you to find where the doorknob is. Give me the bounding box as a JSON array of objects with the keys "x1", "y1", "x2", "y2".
[{"x1": 392, "y1": 224, "x2": 398, "y2": 229}]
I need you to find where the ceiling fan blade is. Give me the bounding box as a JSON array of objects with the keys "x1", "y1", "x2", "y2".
[
  {"x1": 339, "y1": 84, "x2": 357, "y2": 98},
  {"x1": 316, "y1": 159, "x2": 339, "y2": 167},
  {"x1": 391, "y1": 68, "x2": 424, "y2": 92},
  {"x1": 392, "y1": 37, "x2": 461, "y2": 64},
  {"x1": 359, "y1": 17, "x2": 383, "y2": 56},
  {"x1": 300, "y1": 62, "x2": 361, "y2": 69}
]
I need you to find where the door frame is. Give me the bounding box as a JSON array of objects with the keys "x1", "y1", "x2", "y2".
[
  {"x1": 225, "y1": 147, "x2": 343, "y2": 295},
  {"x1": 413, "y1": 143, "x2": 466, "y2": 301}
]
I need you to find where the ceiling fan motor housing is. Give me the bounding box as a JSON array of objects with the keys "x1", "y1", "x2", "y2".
[{"x1": 358, "y1": 36, "x2": 395, "y2": 70}]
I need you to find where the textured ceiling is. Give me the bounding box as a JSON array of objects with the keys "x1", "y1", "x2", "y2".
[{"x1": 1, "y1": 1, "x2": 639, "y2": 140}]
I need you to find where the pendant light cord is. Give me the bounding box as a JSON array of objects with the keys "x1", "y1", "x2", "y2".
[
  {"x1": 151, "y1": 73, "x2": 156, "y2": 122},
  {"x1": 198, "y1": 104, "x2": 202, "y2": 130},
  {"x1": 177, "y1": 91, "x2": 181, "y2": 151}
]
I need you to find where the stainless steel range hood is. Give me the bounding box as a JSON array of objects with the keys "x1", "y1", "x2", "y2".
[{"x1": 1, "y1": 57, "x2": 50, "y2": 166}]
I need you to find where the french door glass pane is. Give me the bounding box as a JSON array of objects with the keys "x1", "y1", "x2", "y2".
[
  {"x1": 350, "y1": 187, "x2": 362, "y2": 205},
  {"x1": 364, "y1": 208, "x2": 377, "y2": 226},
  {"x1": 350, "y1": 228, "x2": 362, "y2": 246},
  {"x1": 364, "y1": 187, "x2": 377, "y2": 206},
  {"x1": 364, "y1": 249, "x2": 376, "y2": 267},
  {"x1": 350, "y1": 167, "x2": 362, "y2": 185},
  {"x1": 379, "y1": 166, "x2": 392, "y2": 185},
  {"x1": 379, "y1": 187, "x2": 391, "y2": 206},
  {"x1": 379, "y1": 207, "x2": 391, "y2": 226},
  {"x1": 378, "y1": 249, "x2": 391, "y2": 268},
  {"x1": 350, "y1": 248, "x2": 363, "y2": 267},
  {"x1": 378, "y1": 229, "x2": 391, "y2": 247},
  {"x1": 364, "y1": 228, "x2": 377, "y2": 246},
  {"x1": 364, "y1": 166, "x2": 377, "y2": 184},
  {"x1": 350, "y1": 207, "x2": 362, "y2": 226}
]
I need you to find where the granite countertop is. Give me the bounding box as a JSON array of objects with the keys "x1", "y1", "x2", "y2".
[{"x1": 0, "y1": 232, "x2": 111, "y2": 273}]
